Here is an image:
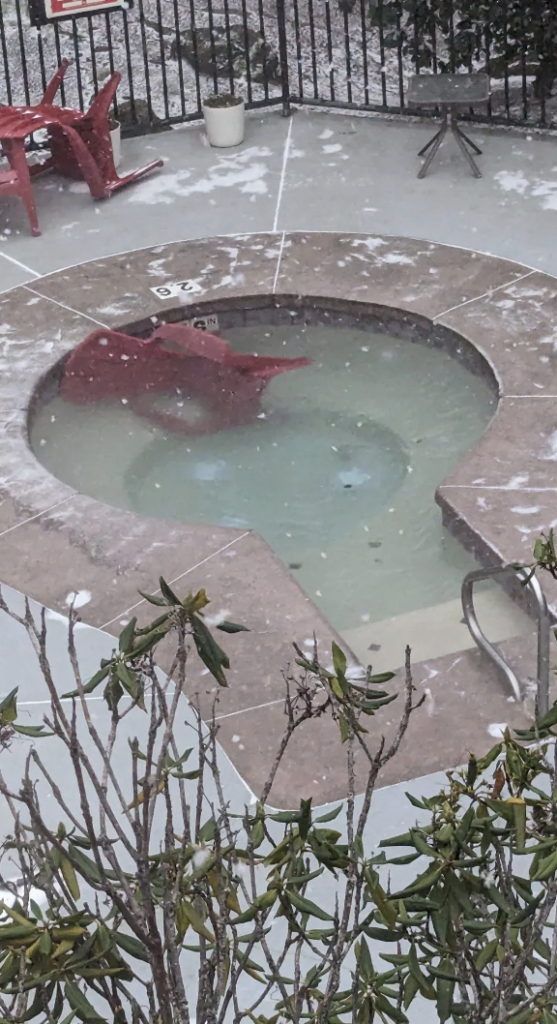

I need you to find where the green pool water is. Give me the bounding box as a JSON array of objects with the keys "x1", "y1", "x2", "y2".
[{"x1": 31, "y1": 322, "x2": 496, "y2": 634}]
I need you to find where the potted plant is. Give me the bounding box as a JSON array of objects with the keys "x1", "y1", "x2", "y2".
[
  {"x1": 108, "y1": 115, "x2": 121, "y2": 168},
  {"x1": 202, "y1": 92, "x2": 245, "y2": 148}
]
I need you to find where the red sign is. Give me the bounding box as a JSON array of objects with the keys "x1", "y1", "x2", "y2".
[{"x1": 43, "y1": 0, "x2": 129, "y2": 17}]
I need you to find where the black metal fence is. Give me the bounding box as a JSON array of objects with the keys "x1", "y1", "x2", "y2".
[{"x1": 0, "y1": 0, "x2": 555, "y2": 133}]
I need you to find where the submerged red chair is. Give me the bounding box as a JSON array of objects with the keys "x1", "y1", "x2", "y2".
[
  {"x1": 61, "y1": 321, "x2": 311, "y2": 438},
  {"x1": 0, "y1": 60, "x2": 163, "y2": 235}
]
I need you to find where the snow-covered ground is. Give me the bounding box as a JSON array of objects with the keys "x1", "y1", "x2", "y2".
[{"x1": 1, "y1": 0, "x2": 554, "y2": 128}]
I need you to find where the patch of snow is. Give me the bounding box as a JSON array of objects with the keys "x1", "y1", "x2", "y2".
[
  {"x1": 531, "y1": 180, "x2": 557, "y2": 210},
  {"x1": 65, "y1": 590, "x2": 92, "y2": 608},
  {"x1": 488, "y1": 722, "x2": 507, "y2": 738},
  {"x1": 351, "y1": 237, "x2": 387, "y2": 251},
  {"x1": 378, "y1": 252, "x2": 415, "y2": 265},
  {"x1": 511, "y1": 505, "x2": 541, "y2": 514},
  {"x1": 493, "y1": 170, "x2": 530, "y2": 194},
  {"x1": 192, "y1": 847, "x2": 212, "y2": 869},
  {"x1": 128, "y1": 147, "x2": 270, "y2": 205},
  {"x1": 423, "y1": 688, "x2": 436, "y2": 717},
  {"x1": 97, "y1": 303, "x2": 131, "y2": 315},
  {"x1": 204, "y1": 607, "x2": 232, "y2": 627},
  {"x1": 502, "y1": 473, "x2": 530, "y2": 488},
  {"x1": 542, "y1": 430, "x2": 557, "y2": 461}
]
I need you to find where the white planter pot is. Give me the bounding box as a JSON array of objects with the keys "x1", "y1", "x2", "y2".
[
  {"x1": 110, "y1": 121, "x2": 122, "y2": 169},
  {"x1": 202, "y1": 100, "x2": 245, "y2": 148}
]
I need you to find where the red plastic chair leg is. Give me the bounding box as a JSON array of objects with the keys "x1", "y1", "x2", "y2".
[
  {"x1": 41, "y1": 59, "x2": 71, "y2": 104},
  {"x1": 5, "y1": 139, "x2": 40, "y2": 236},
  {"x1": 104, "y1": 159, "x2": 165, "y2": 194},
  {"x1": 49, "y1": 124, "x2": 109, "y2": 200}
]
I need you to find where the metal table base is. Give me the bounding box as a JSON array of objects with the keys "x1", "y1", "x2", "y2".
[
  {"x1": 407, "y1": 74, "x2": 489, "y2": 181},
  {"x1": 418, "y1": 107, "x2": 483, "y2": 179}
]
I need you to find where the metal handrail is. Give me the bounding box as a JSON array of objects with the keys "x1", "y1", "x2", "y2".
[{"x1": 461, "y1": 565, "x2": 551, "y2": 718}]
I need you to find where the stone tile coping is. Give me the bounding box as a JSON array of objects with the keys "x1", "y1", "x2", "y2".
[{"x1": 1, "y1": 231, "x2": 556, "y2": 807}]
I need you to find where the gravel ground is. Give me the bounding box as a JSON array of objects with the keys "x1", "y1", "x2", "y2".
[{"x1": 0, "y1": 0, "x2": 555, "y2": 128}]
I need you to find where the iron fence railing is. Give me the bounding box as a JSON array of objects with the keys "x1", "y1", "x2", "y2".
[{"x1": 0, "y1": 0, "x2": 555, "y2": 134}]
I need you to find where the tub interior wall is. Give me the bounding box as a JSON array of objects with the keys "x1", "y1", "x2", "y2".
[{"x1": 26, "y1": 298, "x2": 529, "y2": 672}]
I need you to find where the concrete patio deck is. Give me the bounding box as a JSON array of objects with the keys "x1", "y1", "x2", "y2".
[{"x1": 1, "y1": 107, "x2": 557, "y2": 821}]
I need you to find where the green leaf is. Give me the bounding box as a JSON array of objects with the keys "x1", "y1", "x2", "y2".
[
  {"x1": 508, "y1": 1009, "x2": 538, "y2": 1024},
  {"x1": 159, "y1": 577, "x2": 181, "y2": 605},
  {"x1": 118, "y1": 617, "x2": 137, "y2": 653},
  {"x1": 60, "y1": 855, "x2": 81, "y2": 900},
  {"x1": 58, "y1": 1013, "x2": 77, "y2": 1024},
  {"x1": 178, "y1": 900, "x2": 214, "y2": 943},
  {"x1": 19, "y1": 990, "x2": 45, "y2": 1021},
  {"x1": 403, "y1": 973, "x2": 419, "y2": 1011},
  {"x1": 508, "y1": 798, "x2": 527, "y2": 849},
  {"x1": 380, "y1": 832, "x2": 414, "y2": 848},
  {"x1": 476, "y1": 743, "x2": 503, "y2": 771},
  {"x1": 230, "y1": 905, "x2": 259, "y2": 925},
  {"x1": 286, "y1": 891, "x2": 333, "y2": 921},
  {"x1": 363, "y1": 927, "x2": 403, "y2": 942},
  {"x1": 64, "y1": 982, "x2": 104, "y2": 1021},
  {"x1": 408, "y1": 943, "x2": 435, "y2": 997},
  {"x1": 129, "y1": 630, "x2": 167, "y2": 658},
  {"x1": 532, "y1": 849, "x2": 557, "y2": 882},
  {"x1": 436, "y1": 963, "x2": 455, "y2": 1024},
  {"x1": 269, "y1": 810, "x2": 301, "y2": 823},
  {"x1": 0, "y1": 688, "x2": 18, "y2": 724},
  {"x1": 394, "y1": 864, "x2": 443, "y2": 898},
  {"x1": 431, "y1": 903, "x2": 450, "y2": 945},
  {"x1": 315, "y1": 804, "x2": 343, "y2": 823},
  {"x1": 389, "y1": 853, "x2": 420, "y2": 865},
  {"x1": 67, "y1": 845, "x2": 102, "y2": 884},
  {"x1": 62, "y1": 666, "x2": 109, "y2": 700},
  {"x1": 113, "y1": 932, "x2": 150, "y2": 962},
  {"x1": 370, "y1": 884, "x2": 397, "y2": 929},
  {"x1": 375, "y1": 994, "x2": 408, "y2": 1023},
  {"x1": 410, "y1": 830, "x2": 439, "y2": 859},
  {"x1": 198, "y1": 818, "x2": 216, "y2": 843},
  {"x1": 0, "y1": 924, "x2": 38, "y2": 939},
  {"x1": 474, "y1": 937, "x2": 498, "y2": 972},
  {"x1": 191, "y1": 615, "x2": 229, "y2": 687},
  {"x1": 332, "y1": 641, "x2": 347, "y2": 680},
  {"x1": 216, "y1": 621, "x2": 250, "y2": 634},
  {"x1": 137, "y1": 590, "x2": 168, "y2": 607},
  {"x1": 537, "y1": 702, "x2": 557, "y2": 730},
  {"x1": 368, "y1": 671, "x2": 396, "y2": 684},
  {"x1": 12, "y1": 724, "x2": 53, "y2": 737}
]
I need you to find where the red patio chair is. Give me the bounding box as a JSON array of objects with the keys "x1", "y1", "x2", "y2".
[
  {"x1": 0, "y1": 61, "x2": 162, "y2": 234},
  {"x1": 46, "y1": 70, "x2": 163, "y2": 197},
  {"x1": 0, "y1": 60, "x2": 71, "y2": 235},
  {"x1": 0, "y1": 150, "x2": 40, "y2": 236}
]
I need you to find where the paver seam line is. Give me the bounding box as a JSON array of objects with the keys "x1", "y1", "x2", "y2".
[
  {"x1": 0, "y1": 251, "x2": 42, "y2": 278},
  {"x1": 272, "y1": 114, "x2": 293, "y2": 234},
  {"x1": 98, "y1": 531, "x2": 251, "y2": 630},
  {"x1": 0, "y1": 495, "x2": 76, "y2": 540},
  {"x1": 441, "y1": 485, "x2": 557, "y2": 491},
  {"x1": 213, "y1": 698, "x2": 285, "y2": 721},
  {"x1": 22, "y1": 285, "x2": 110, "y2": 327},
  {"x1": 272, "y1": 230, "x2": 286, "y2": 294},
  {"x1": 432, "y1": 269, "x2": 537, "y2": 321}
]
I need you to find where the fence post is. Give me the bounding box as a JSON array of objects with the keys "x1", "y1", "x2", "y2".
[{"x1": 275, "y1": 0, "x2": 291, "y2": 116}]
